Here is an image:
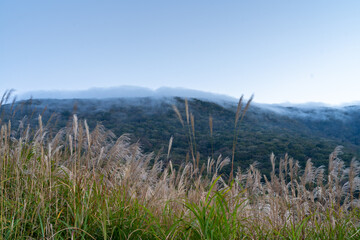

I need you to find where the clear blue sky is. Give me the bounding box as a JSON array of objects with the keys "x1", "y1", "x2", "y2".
[{"x1": 1, "y1": 1, "x2": 359, "y2": 104}]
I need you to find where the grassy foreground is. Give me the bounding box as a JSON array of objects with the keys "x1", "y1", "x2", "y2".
[{"x1": 1, "y1": 102, "x2": 360, "y2": 239}]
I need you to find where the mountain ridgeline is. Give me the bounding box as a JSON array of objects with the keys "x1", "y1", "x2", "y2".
[{"x1": 2, "y1": 97, "x2": 360, "y2": 176}]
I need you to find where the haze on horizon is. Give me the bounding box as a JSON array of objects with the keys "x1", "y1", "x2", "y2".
[{"x1": 1, "y1": 1, "x2": 360, "y2": 105}]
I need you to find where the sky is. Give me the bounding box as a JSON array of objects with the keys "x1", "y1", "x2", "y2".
[{"x1": 1, "y1": 0, "x2": 360, "y2": 105}]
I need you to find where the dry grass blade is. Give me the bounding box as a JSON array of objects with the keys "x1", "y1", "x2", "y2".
[
  {"x1": 0, "y1": 89, "x2": 15, "y2": 123},
  {"x1": 240, "y1": 94, "x2": 254, "y2": 123},
  {"x1": 230, "y1": 95, "x2": 254, "y2": 182},
  {"x1": 172, "y1": 105, "x2": 184, "y2": 127},
  {"x1": 167, "y1": 136, "x2": 173, "y2": 160},
  {"x1": 234, "y1": 95, "x2": 243, "y2": 127},
  {"x1": 209, "y1": 115, "x2": 213, "y2": 137},
  {"x1": 0, "y1": 89, "x2": 15, "y2": 106},
  {"x1": 185, "y1": 98, "x2": 189, "y2": 125},
  {"x1": 190, "y1": 113, "x2": 197, "y2": 155}
]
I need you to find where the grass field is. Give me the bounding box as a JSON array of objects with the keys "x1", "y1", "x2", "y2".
[{"x1": 1, "y1": 94, "x2": 360, "y2": 239}]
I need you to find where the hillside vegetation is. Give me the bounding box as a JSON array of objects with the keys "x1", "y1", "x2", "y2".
[
  {"x1": 1, "y1": 92, "x2": 360, "y2": 239},
  {"x1": 2, "y1": 95, "x2": 360, "y2": 177}
]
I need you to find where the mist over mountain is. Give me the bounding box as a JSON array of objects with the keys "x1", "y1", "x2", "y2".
[
  {"x1": 257, "y1": 103, "x2": 360, "y2": 121},
  {"x1": 18, "y1": 86, "x2": 238, "y2": 104}
]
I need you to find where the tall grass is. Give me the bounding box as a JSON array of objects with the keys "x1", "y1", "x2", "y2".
[{"x1": 1, "y1": 95, "x2": 360, "y2": 239}]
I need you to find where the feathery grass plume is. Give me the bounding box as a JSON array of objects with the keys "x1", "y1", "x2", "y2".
[
  {"x1": 186, "y1": 101, "x2": 196, "y2": 162},
  {"x1": 9, "y1": 95, "x2": 18, "y2": 119},
  {"x1": 167, "y1": 136, "x2": 173, "y2": 160},
  {"x1": 0, "y1": 89, "x2": 15, "y2": 106},
  {"x1": 209, "y1": 115, "x2": 214, "y2": 160},
  {"x1": 347, "y1": 158, "x2": 360, "y2": 203},
  {"x1": 207, "y1": 157, "x2": 215, "y2": 176},
  {"x1": 234, "y1": 95, "x2": 243, "y2": 128},
  {"x1": 84, "y1": 120, "x2": 91, "y2": 158},
  {"x1": 172, "y1": 105, "x2": 184, "y2": 127},
  {"x1": 190, "y1": 113, "x2": 197, "y2": 157},
  {"x1": 230, "y1": 96, "x2": 243, "y2": 182},
  {"x1": 173, "y1": 99, "x2": 196, "y2": 163},
  {"x1": 185, "y1": 98, "x2": 189, "y2": 125},
  {"x1": 240, "y1": 94, "x2": 254, "y2": 123},
  {"x1": 209, "y1": 115, "x2": 213, "y2": 137},
  {"x1": 73, "y1": 114, "x2": 78, "y2": 143},
  {"x1": 0, "y1": 89, "x2": 15, "y2": 124},
  {"x1": 230, "y1": 95, "x2": 254, "y2": 182}
]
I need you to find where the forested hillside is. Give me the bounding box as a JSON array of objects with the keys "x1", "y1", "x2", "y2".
[{"x1": 2, "y1": 97, "x2": 360, "y2": 176}]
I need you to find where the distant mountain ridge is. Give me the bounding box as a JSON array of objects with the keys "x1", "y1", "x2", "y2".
[
  {"x1": 17, "y1": 86, "x2": 238, "y2": 104},
  {"x1": 18, "y1": 86, "x2": 360, "y2": 107}
]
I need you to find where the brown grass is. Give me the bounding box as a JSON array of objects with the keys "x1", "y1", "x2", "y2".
[{"x1": 0, "y1": 94, "x2": 360, "y2": 239}]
